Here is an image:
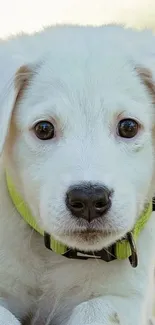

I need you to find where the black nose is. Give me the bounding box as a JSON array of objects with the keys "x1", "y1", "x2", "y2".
[{"x1": 66, "y1": 183, "x2": 111, "y2": 222}]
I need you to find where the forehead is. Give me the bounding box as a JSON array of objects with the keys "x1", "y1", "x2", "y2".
[{"x1": 17, "y1": 26, "x2": 153, "y2": 125}]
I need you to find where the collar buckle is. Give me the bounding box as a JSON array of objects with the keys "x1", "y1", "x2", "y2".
[{"x1": 63, "y1": 246, "x2": 116, "y2": 261}]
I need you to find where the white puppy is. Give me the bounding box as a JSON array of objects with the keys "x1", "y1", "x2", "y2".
[{"x1": 0, "y1": 25, "x2": 155, "y2": 325}]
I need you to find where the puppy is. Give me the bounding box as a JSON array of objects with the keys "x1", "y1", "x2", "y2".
[{"x1": 0, "y1": 25, "x2": 155, "y2": 325}]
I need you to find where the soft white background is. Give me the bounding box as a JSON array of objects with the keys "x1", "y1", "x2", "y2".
[{"x1": 1, "y1": 0, "x2": 155, "y2": 39}]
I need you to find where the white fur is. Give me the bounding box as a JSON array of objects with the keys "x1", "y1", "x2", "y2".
[{"x1": 0, "y1": 25, "x2": 155, "y2": 325}]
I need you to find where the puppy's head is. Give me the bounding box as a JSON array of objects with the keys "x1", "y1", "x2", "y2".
[{"x1": 1, "y1": 26, "x2": 155, "y2": 251}]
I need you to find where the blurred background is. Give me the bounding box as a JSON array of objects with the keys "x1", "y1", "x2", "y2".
[{"x1": 1, "y1": 0, "x2": 155, "y2": 39}]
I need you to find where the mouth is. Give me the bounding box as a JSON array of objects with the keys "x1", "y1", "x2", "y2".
[
  {"x1": 53, "y1": 226, "x2": 122, "y2": 252},
  {"x1": 61, "y1": 217, "x2": 120, "y2": 240},
  {"x1": 67, "y1": 229, "x2": 113, "y2": 239},
  {"x1": 67, "y1": 230, "x2": 113, "y2": 247}
]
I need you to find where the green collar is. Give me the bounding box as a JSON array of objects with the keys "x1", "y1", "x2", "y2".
[{"x1": 6, "y1": 173, "x2": 153, "y2": 267}]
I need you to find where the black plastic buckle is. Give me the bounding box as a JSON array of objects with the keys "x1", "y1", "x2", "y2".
[{"x1": 63, "y1": 245, "x2": 116, "y2": 261}]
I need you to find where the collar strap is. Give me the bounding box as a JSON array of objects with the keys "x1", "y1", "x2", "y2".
[{"x1": 6, "y1": 173, "x2": 153, "y2": 268}]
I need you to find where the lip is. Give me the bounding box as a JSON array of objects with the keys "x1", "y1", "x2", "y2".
[
  {"x1": 53, "y1": 227, "x2": 123, "y2": 251},
  {"x1": 65, "y1": 229, "x2": 113, "y2": 237}
]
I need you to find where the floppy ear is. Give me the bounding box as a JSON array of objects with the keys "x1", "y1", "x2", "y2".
[
  {"x1": 136, "y1": 66, "x2": 155, "y2": 103},
  {"x1": 0, "y1": 65, "x2": 33, "y2": 155}
]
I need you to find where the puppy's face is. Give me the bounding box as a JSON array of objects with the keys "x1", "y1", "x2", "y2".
[{"x1": 3, "y1": 26, "x2": 155, "y2": 251}]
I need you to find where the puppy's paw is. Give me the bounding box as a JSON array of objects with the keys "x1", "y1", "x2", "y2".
[
  {"x1": 67, "y1": 296, "x2": 142, "y2": 325},
  {"x1": 0, "y1": 305, "x2": 21, "y2": 325}
]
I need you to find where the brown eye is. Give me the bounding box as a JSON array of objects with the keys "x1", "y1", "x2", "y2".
[
  {"x1": 117, "y1": 119, "x2": 139, "y2": 138},
  {"x1": 34, "y1": 121, "x2": 55, "y2": 140}
]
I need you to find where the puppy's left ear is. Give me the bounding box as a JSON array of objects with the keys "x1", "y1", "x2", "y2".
[{"x1": 0, "y1": 65, "x2": 33, "y2": 155}]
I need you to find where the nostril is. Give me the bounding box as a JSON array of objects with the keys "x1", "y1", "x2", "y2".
[
  {"x1": 95, "y1": 199, "x2": 107, "y2": 210},
  {"x1": 69, "y1": 201, "x2": 85, "y2": 211},
  {"x1": 94, "y1": 199, "x2": 111, "y2": 215}
]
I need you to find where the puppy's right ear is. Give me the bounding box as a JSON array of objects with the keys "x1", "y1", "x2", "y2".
[{"x1": 0, "y1": 65, "x2": 33, "y2": 155}]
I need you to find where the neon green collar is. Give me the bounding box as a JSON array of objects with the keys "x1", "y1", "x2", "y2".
[{"x1": 6, "y1": 173, "x2": 152, "y2": 266}]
